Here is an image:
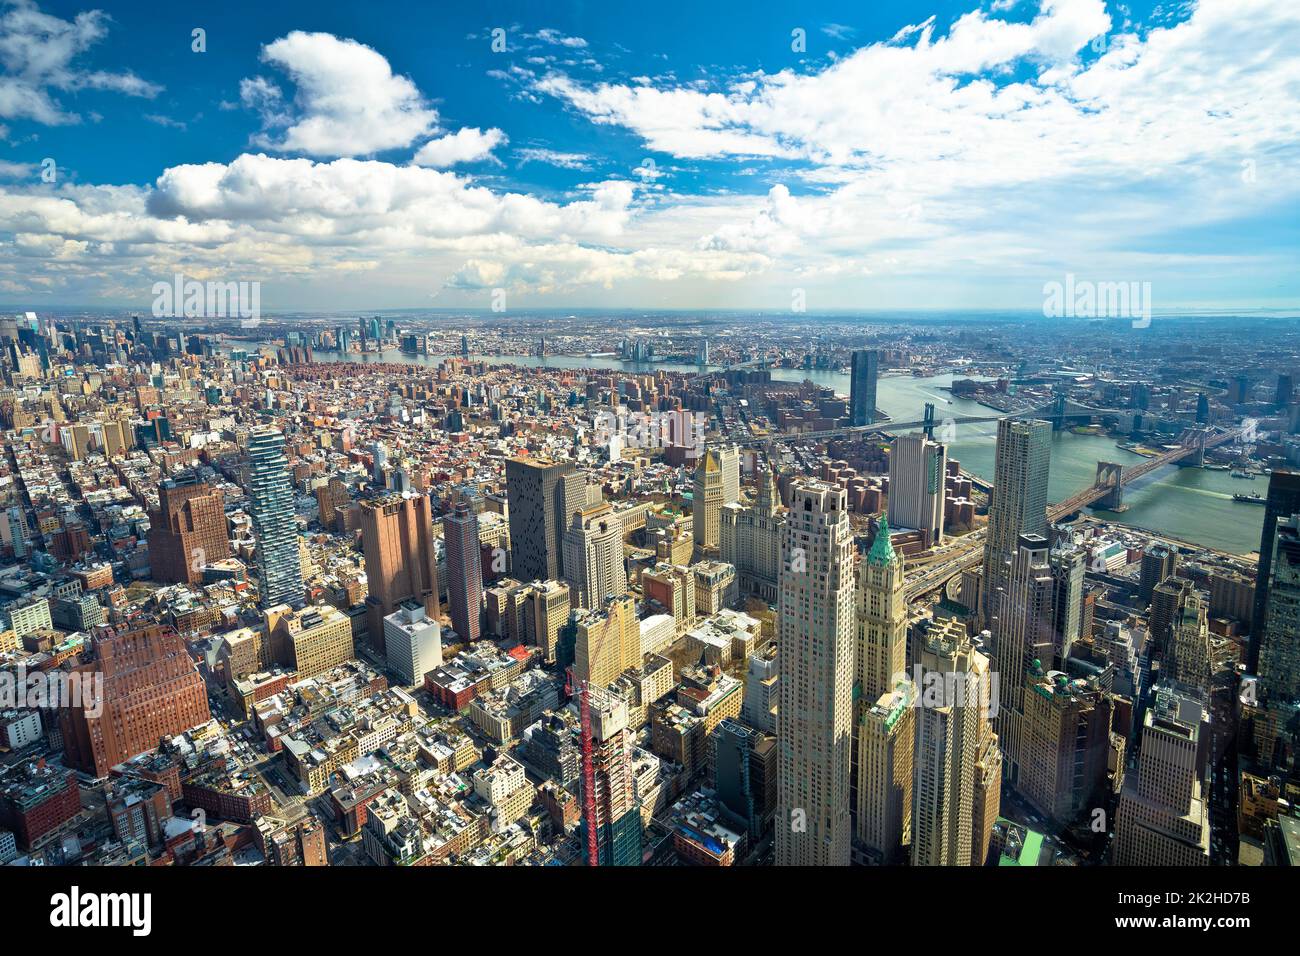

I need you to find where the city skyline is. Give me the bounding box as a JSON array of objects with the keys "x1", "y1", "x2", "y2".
[{"x1": 0, "y1": 0, "x2": 1298, "y2": 312}]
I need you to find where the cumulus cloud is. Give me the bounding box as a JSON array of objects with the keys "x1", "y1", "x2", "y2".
[
  {"x1": 412, "y1": 127, "x2": 507, "y2": 168},
  {"x1": 0, "y1": 0, "x2": 160, "y2": 127},
  {"x1": 245, "y1": 31, "x2": 438, "y2": 157}
]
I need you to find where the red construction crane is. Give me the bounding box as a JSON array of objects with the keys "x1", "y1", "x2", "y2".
[{"x1": 579, "y1": 679, "x2": 599, "y2": 867}]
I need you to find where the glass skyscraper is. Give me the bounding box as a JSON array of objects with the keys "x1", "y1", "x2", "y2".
[
  {"x1": 849, "y1": 349, "x2": 879, "y2": 427},
  {"x1": 981, "y1": 417, "x2": 1052, "y2": 629},
  {"x1": 248, "y1": 425, "x2": 304, "y2": 608}
]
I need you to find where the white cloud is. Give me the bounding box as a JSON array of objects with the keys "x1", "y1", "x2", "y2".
[
  {"x1": 0, "y1": 0, "x2": 160, "y2": 128},
  {"x1": 515, "y1": 147, "x2": 592, "y2": 169},
  {"x1": 413, "y1": 127, "x2": 507, "y2": 168},
  {"x1": 246, "y1": 31, "x2": 438, "y2": 157}
]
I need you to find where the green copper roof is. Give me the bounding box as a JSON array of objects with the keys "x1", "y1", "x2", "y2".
[{"x1": 867, "y1": 515, "x2": 896, "y2": 566}]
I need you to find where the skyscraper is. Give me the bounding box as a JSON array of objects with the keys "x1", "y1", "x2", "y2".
[
  {"x1": 1139, "y1": 545, "x2": 1178, "y2": 604},
  {"x1": 360, "y1": 492, "x2": 440, "y2": 650},
  {"x1": 578, "y1": 685, "x2": 642, "y2": 866},
  {"x1": 720, "y1": 463, "x2": 785, "y2": 602},
  {"x1": 1167, "y1": 590, "x2": 1211, "y2": 693},
  {"x1": 911, "y1": 617, "x2": 999, "y2": 867},
  {"x1": 383, "y1": 600, "x2": 442, "y2": 686},
  {"x1": 1050, "y1": 546, "x2": 1084, "y2": 661},
  {"x1": 887, "y1": 433, "x2": 947, "y2": 547},
  {"x1": 505, "y1": 456, "x2": 580, "y2": 583},
  {"x1": 562, "y1": 502, "x2": 627, "y2": 610},
  {"x1": 981, "y1": 418, "x2": 1051, "y2": 629},
  {"x1": 856, "y1": 516, "x2": 907, "y2": 705},
  {"x1": 993, "y1": 533, "x2": 1056, "y2": 783},
  {"x1": 776, "y1": 480, "x2": 855, "y2": 866},
  {"x1": 849, "y1": 349, "x2": 879, "y2": 427},
  {"x1": 692, "y1": 448, "x2": 725, "y2": 556},
  {"x1": 1113, "y1": 682, "x2": 1210, "y2": 866},
  {"x1": 854, "y1": 680, "x2": 914, "y2": 864},
  {"x1": 247, "y1": 426, "x2": 304, "y2": 609},
  {"x1": 60, "y1": 624, "x2": 211, "y2": 777},
  {"x1": 1250, "y1": 470, "x2": 1300, "y2": 673},
  {"x1": 1258, "y1": 514, "x2": 1300, "y2": 703},
  {"x1": 1018, "y1": 671, "x2": 1113, "y2": 826},
  {"x1": 443, "y1": 499, "x2": 483, "y2": 642},
  {"x1": 147, "y1": 471, "x2": 229, "y2": 585}
]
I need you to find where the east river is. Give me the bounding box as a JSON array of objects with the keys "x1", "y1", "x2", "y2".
[{"x1": 305, "y1": 350, "x2": 1264, "y2": 556}]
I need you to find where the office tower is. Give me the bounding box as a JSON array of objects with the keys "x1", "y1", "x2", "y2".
[
  {"x1": 523, "y1": 579, "x2": 572, "y2": 664},
  {"x1": 854, "y1": 680, "x2": 914, "y2": 864},
  {"x1": 1149, "y1": 576, "x2": 1194, "y2": 660},
  {"x1": 720, "y1": 463, "x2": 786, "y2": 602},
  {"x1": 715, "y1": 718, "x2": 778, "y2": 838},
  {"x1": 247, "y1": 426, "x2": 305, "y2": 609},
  {"x1": 60, "y1": 624, "x2": 211, "y2": 777},
  {"x1": 1050, "y1": 547, "x2": 1084, "y2": 660},
  {"x1": 1167, "y1": 590, "x2": 1211, "y2": 693},
  {"x1": 383, "y1": 600, "x2": 442, "y2": 686},
  {"x1": 359, "y1": 492, "x2": 440, "y2": 652},
  {"x1": 1195, "y1": 392, "x2": 1210, "y2": 424},
  {"x1": 742, "y1": 642, "x2": 778, "y2": 733},
  {"x1": 776, "y1": 481, "x2": 855, "y2": 867},
  {"x1": 692, "y1": 448, "x2": 725, "y2": 555},
  {"x1": 856, "y1": 516, "x2": 907, "y2": 704},
  {"x1": 1139, "y1": 545, "x2": 1178, "y2": 604},
  {"x1": 505, "y1": 456, "x2": 579, "y2": 583},
  {"x1": 1277, "y1": 373, "x2": 1294, "y2": 408},
  {"x1": 147, "y1": 472, "x2": 230, "y2": 585},
  {"x1": 562, "y1": 502, "x2": 627, "y2": 610},
  {"x1": 573, "y1": 594, "x2": 640, "y2": 690},
  {"x1": 443, "y1": 499, "x2": 483, "y2": 642},
  {"x1": 910, "y1": 618, "x2": 999, "y2": 867},
  {"x1": 1258, "y1": 514, "x2": 1300, "y2": 702},
  {"x1": 274, "y1": 604, "x2": 355, "y2": 679},
  {"x1": 719, "y1": 444, "x2": 741, "y2": 505},
  {"x1": 578, "y1": 685, "x2": 642, "y2": 866},
  {"x1": 981, "y1": 418, "x2": 1051, "y2": 629},
  {"x1": 1018, "y1": 671, "x2": 1114, "y2": 825},
  {"x1": 1113, "y1": 683, "x2": 1210, "y2": 866},
  {"x1": 0, "y1": 506, "x2": 27, "y2": 558},
  {"x1": 993, "y1": 534, "x2": 1057, "y2": 782},
  {"x1": 887, "y1": 433, "x2": 947, "y2": 547},
  {"x1": 971, "y1": 717, "x2": 1002, "y2": 867},
  {"x1": 849, "y1": 349, "x2": 879, "y2": 427},
  {"x1": 642, "y1": 562, "x2": 696, "y2": 634},
  {"x1": 1251, "y1": 471, "x2": 1300, "y2": 673}
]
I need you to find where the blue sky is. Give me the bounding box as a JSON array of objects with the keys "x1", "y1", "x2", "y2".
[{"x1": 1, "y1": 0, "x2": 1297, "y2": 312}]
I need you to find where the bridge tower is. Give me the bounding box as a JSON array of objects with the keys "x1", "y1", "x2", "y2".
[
  {"x1": 1051, "y1": 392, "x2": 1068, "y2": 432},
  {"x1": 1095, "y1": 461, "x2": 1124, "y2": 510},
  {"x1": 922, "y1": 402, "x2": 936, "y2": 440}
]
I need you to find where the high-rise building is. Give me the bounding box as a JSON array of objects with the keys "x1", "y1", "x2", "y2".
[
  {"x1": 383, "y1": 600, "x2": 442, "y2": 686},
  {"x1": 741, "y1": 642, "x2": 778, "y2": 734},
  {"x1": 692, "y1": 448, "x2": 726, "y2": 556},
  {"x1": 1257, "y1": 514, "x2": 1300, "y2": 703},
  {"x1": 247, "y1": 427, "x2": 304, "y2": 608},
  {"x1": 1149, "y1": 576, "x2": 1194, "y2": 661},
  {"x1": 720, "y1": 464, "x2": 785, "y2": 602},
  {"x1": 505, "y1": 456, "x2": 580, "y2": 583},
  {"x1": 1113, "y1": 683, "x2": 1210, "y2": 866},
  {"x1": 910, "y1": 618, "x2": 999, "y2": 867},
  {"x1": 1050, "y1": 547, "x2": 1084, "y2": 661},
  {"x1": 147, "y1": 472, "x2": 229, "y2": 585},
  {"x1": 273, "y1": 604, "x2": 355, "y2": 679},
  {"x1": 524, "y1": 579, "x2": 572, "y2": 664},
  {"x1": 573, "y1": 594, "x2": 640, "y2": 690},
  {"x1": 1139, "y1": 545, "x2": 1178, "y2": 604},
  {"x1": 856, "y1": 516, "x2": 907, "y2": 705},
  {"x1": 359, "y1": 492, "x2": 440, "y2": 652},
  {"x1": 887, "y1": 434, "x2": 947, "y2": 547},
  {"x1": 715, "y1": 718, "x2": 778, "y2": 838},
  {"x1": 849, "y1": 349, "x2": 879, "y2": 427},
  {"x1": 719, "y1": 444, "x2": 742, "y2": 506},
  {"x1": 1251, "y1": 471, "x2": 1300, "y2": 673},
  {"x1": 1018, "y1": 671, "x2": 1114, "y2": 826},
  {"x1": 776, "y1": 480, "x2": 855, "y2": 866},
  {"x1": 60, "y1": 625, "x2": 211, "y2": 777},
  {"x1": 562, "y1": 502, "x2": 627, "y2": 610},
  {"x1": 578, "y1": 685, "x2": 642, "y2": 866},
  {"x1": 993, "y1": 533, "x2": 1057, "y2": 782},
  {"x1": 443, "y1": 499, "x2": 483, "y2": 642},
  {"x1": 854, "y1": 679, "x2": 914, "y2": 864},
  {"x1": 1167, "y1": 590, "x2": 1211, "y2": 693},
  {"x1": 981, "y1": 418, "x2": 1051, "y2": 629}
]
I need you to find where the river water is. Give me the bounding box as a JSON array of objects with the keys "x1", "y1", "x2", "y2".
[{"x1": 302, "y1": 350, "x2": 1263, "y2": 555}]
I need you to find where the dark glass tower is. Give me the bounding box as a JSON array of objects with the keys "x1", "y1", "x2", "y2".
[
  {"x1": 1250, "y1": 469, "x2": 1300, "y2": 673},
  {"x1": 849, "y1": 349, "x2": 879, "y2": 427}
]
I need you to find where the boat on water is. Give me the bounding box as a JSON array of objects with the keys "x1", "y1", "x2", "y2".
[
  {"x1": 1233, "y1": 493, "x2": 1266, "y2": 504},
  {"x1": 1230, "y1": 470, "x2": 1256, "y2": 479}
]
